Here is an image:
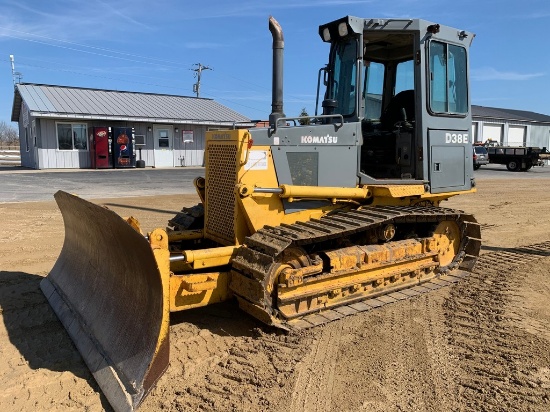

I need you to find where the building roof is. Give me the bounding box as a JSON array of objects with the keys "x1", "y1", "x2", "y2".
[
  {"x1": 473, "y1": 105, "x2": 550, "y2": 124},
  {"x1": 11, "y1": 83, "x2": 254, "y2": 126}
]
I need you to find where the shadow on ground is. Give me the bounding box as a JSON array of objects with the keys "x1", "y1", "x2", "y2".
[
  {"x1": 170, "y1": 298, "x2": 271, "y2": 339},
  {"x1": 0, "y1": 271, "x2": 113, "y2": 411}
]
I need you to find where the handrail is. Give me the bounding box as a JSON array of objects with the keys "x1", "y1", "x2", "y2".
[{"x1": 271, "y1": 114, "x2": 344, "y2": 134}]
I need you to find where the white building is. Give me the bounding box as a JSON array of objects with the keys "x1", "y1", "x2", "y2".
[
  {"x1": 12, "y1": 84, "x2": 550, "y2": 170},
  {"x1": 11, "y1": 83, "x2": 254, "y2": 169},
  {"x1": 472, "y1": 105, "x2": 550, "y2": 149}
]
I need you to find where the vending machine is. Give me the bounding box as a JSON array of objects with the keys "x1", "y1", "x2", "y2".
[
  {"x1": 89, "y1": 126, "x2": 112, "y2": 169},
  {"x1": 112, "y1": 127, "x2": 136, "y2": 168}
]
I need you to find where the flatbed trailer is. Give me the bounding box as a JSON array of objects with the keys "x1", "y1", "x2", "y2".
[{"x1": 486, "y1": 146, "x2": 547, "y2": 171}]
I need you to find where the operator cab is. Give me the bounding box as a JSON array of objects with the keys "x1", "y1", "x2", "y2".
[{"x1": 318, "y1": 17, "x2": 473, "y2": 189}]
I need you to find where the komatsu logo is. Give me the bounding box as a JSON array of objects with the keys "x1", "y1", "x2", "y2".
[
  {"x1": 301, "y1": 134, "x2": 338, "y2": 144},
  {"x1": 212, "y1": 133, "x2": 231, "y2": 140}
]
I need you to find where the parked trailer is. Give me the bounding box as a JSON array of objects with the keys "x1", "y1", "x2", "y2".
[{"x1": 486, "y1": 146, "x2": 547, "y2": 171}]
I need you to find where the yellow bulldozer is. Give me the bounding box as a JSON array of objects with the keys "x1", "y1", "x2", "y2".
[{"x1": 42, "y1": 16, "x2": 480, "y2": 412}]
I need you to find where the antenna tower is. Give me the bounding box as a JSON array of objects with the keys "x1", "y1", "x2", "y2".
[{"x1": 9, "y1": 55, "x2": 23, "y2": 89}]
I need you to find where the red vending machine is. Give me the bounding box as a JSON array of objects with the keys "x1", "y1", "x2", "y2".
[
  {"x1": 90, "y1": 127, "x2": 112, "y2": 169},
  {"x1": 112, "y1": 127, "x2": 136, "y2": 168}
]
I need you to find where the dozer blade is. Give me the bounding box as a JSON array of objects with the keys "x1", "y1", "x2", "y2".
[{"x1": 40, "y1": 191, "x2": 170, "y2": 412}]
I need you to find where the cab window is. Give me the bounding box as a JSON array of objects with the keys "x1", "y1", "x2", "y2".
[
  {"x1": 429, "y1": 41, "x2": 468, "y2": 114},
  {"x1": 327, "y1": 39, "x2": 357, "y2": 117},
  {"x1": 395, "y1": 60, "x2": 414, "y2": 95},
  {"x1": 363, "y1": 61, "x2": 384, "y2": 120}
]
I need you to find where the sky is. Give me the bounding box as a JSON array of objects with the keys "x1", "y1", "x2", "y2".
[{"x1": 1, "y1": 0, "x2": 549, "y2": 126}]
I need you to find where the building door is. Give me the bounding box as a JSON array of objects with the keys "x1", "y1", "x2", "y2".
[
  {"x1": 31, "y1": 120, "x2": 39, "y2": 169},
  {"x1": 507, "y1": 126, "x2": 525, "y2": 147},
  {"x1": 153, "y1": 125, "x2": 173, "y2": 167},
  {"x1": 482, "y1": 124, "x2": 503, "y2": 144}
]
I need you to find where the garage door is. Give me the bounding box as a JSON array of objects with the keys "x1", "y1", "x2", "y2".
[
  {"x1": 507, "y1": 126, "x2": 525, "y2": 147},
  {"x1": 482, "y1": 124, "x2": 503, "y2": 144}
]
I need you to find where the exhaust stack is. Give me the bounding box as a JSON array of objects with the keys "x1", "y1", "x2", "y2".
[{"x1": 269, "y1": 16, "x2": 285, "y2": 129}]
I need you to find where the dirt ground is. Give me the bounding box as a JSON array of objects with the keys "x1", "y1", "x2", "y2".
[{"x1": 1, "y1": 178, "x2": 550, "y2": 412}]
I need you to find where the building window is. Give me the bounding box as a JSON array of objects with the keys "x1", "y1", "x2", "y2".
[
  {"x1": 158, "y1": 129, "x2": 170, "y2": 148},
  {"x1": 57, "y1": 123, "x2": 88, "y2": 150},
  {"x1": 25, "y1": 127, "x2": 30, "y2": 152},
  {"x1": 428, "y1": 41, "x2": 468, "y2": 115}
]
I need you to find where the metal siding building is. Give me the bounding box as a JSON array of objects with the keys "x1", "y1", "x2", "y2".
[
  {"x1": 472, "y1": 105, "x2": 550, "y2": 149},
  {"x1": 11, "y1": 83, "x2": 254, "y2": 169}
]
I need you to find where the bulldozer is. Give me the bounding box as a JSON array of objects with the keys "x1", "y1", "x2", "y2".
[{"x1": 41, "y1": 15, "x2": 480, "y2": 412}]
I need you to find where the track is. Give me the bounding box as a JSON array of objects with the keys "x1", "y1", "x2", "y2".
[{"x1": 230, "y1": 205, "x2": 480, "y2": 330}]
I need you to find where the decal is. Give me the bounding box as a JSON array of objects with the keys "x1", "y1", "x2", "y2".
[
  {"x1": 445, "y1": 133, "x2": 469, "y2": 144},
  {"x1": 245, "y1": 150, "x2": 268, "y2": 170},
  {"x1": 117, "y1": 133, "x2": 129, "y2": 144},
  {"x1": 212, "y1": 133, "x2": 231, "y2": 140},
  {"x1": 301, "y1": 134, "x2": 338, "y2": 144}
]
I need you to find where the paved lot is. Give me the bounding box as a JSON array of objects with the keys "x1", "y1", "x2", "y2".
[
  {"x1": 1, "y1": 163, "x2": 549, "y2": 203},
  {"x1": 0, "y1": 167, "x2": 203, "y2": 203},
  {"x1": 474, "y1": 163, "x2": 550, "y2": 179}
]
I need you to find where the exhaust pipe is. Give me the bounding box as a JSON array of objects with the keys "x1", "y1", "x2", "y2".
[{"x1": 269, "y1": 16, "x2": 285, "y2": 129}]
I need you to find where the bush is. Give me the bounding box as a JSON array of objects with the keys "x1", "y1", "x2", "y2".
[{"x1": 0, "y1": 121, "x2": 19, "y2": 145}]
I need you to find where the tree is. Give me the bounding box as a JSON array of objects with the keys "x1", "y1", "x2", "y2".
[
  {"x1": 0, "y1": 121, "x2": 19, "y2": 145},
  {"x1": 298, "y1": 107, "x2": 311, "y2": 125}
]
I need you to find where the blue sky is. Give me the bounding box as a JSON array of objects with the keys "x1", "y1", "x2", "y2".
[{"x1": 1, "y1": 0, "x2": 549, "y2": 126}]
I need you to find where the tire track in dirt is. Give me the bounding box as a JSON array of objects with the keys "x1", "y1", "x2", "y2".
[
  {"x1": 140, "y1": 303, "x2": 313, "y2": 412},
  {"x1": 289, "y1": 322, "x2": 343, "y2": 412},
  {"x1": 331, "y1": 293, "x2": 461, "y2": 411},
  {"x1": 287, "y1": 286, "x2": 461, "y2": 412},
  {"x1": 169, "y1": 332, "x2": 309, "y2": 412},
  {"x1": 445, "y1": 243, "x2": 550, "y2": 411}
]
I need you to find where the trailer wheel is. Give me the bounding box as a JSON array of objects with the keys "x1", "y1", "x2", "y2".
[{"x1": 506, "y1": 160, "x2": 520, "y2": 171}]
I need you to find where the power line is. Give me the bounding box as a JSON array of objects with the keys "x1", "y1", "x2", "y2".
[
  {"x1": 0, "y1": 26, "x2": 182, "y2": 66},
  {"x1": 15, "y1": 56, "x2": 176, "y2": 81},
  {"x1": 15, "y1": 62, "x2": 184, "y2": 90},
  {"x1": 200, "y1": 91, "x2": 268, "y2": 115},
  {"x1": 1, "y1": 33, "x2": 178, "y2": 68},
  {"x1": 1, "y1": 29, "x2": 312, "y2": 102},
  {"x1": 13, "y1": 60, "x2": 267, "y2": 115},
  {"x1": 1, "y1": 28, "x2": 312, "y2": 117}
]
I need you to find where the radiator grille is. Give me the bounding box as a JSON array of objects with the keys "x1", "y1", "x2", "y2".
[{"x1": 205, "y1": 143, "x2": 238, "y2": 243}]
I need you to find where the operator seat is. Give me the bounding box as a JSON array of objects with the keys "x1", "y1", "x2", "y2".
[{"x1": 380, "y1": 89, "x2": 415, "y2": 131}]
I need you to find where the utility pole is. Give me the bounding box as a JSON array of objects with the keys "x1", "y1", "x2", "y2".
[
  {"x1": 9, "y1": 55, "x2": 23, "y2": 89},
  {"x1": 192, "y1": 63, "x2": 212, "y2": 98}
]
